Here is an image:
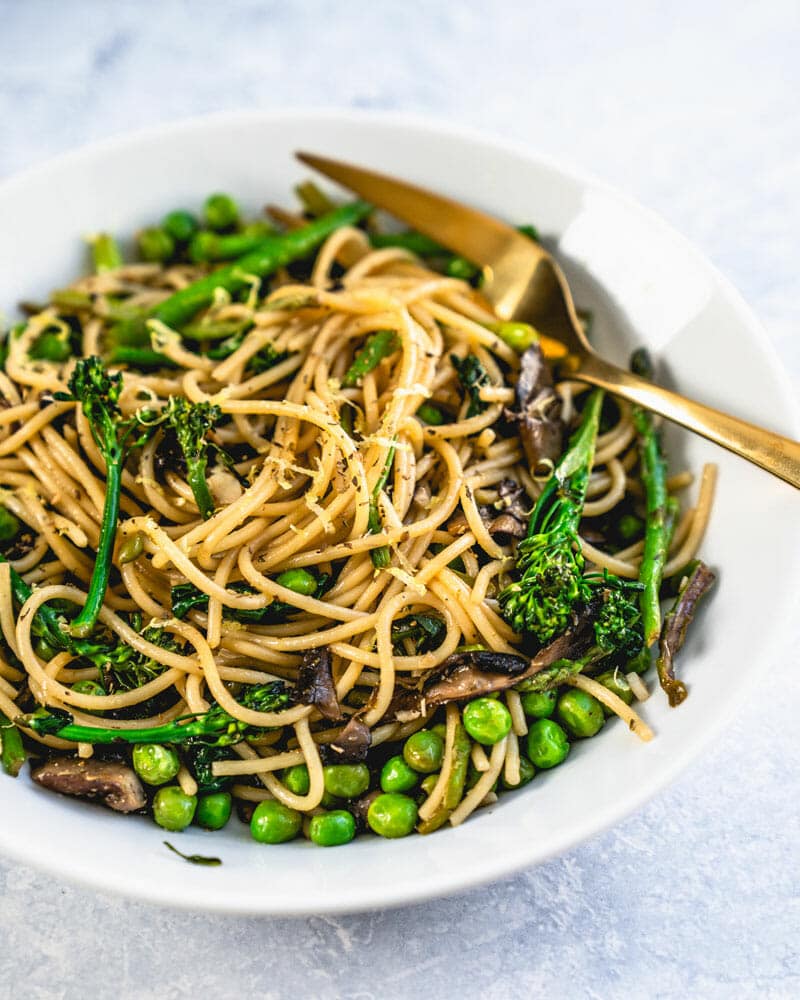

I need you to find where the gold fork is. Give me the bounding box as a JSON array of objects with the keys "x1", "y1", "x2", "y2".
[{"x1": 297, "y1": 152, "x2": 800, "y2": 489}]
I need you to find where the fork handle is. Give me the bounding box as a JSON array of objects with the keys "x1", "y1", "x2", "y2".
[{"x1": 574, "y1": 353, "x2": 800, "y2": 489}]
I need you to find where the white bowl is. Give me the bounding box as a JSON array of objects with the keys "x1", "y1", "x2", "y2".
[{"x1": 0, "y1": 110, "x2": 796, "y2": 915}]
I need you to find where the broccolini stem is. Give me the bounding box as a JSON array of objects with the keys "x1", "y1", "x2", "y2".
[
  {"x1": 0, "y1": 713, "x2": 25, "y2": 777},
  {"x1": 630, "y1": 349, "x2": 675, "y2": 646},
  {"x1": 70, "y1": 456, "x2": 122, "y2": 637},
  {"x1": 23, "y1": 710, "x2": 230, "y2": 745},
  {"x1": 369, "y1": 441, "x2": 397, "y2": 569},
  {"x1": 153, "y1": 201, "x2": 371, "y2": 329},
  {"x1": 342, "y1": 329, "x2": 400, "y2": 388}
]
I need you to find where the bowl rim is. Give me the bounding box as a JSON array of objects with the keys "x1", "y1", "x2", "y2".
[{"x1": 0, "y1": 107, "x2": 797, "y2": 915}]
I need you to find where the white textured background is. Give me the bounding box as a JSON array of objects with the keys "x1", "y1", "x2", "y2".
[{"x1": 0, "y1": 2, "x2": 798, "y2": 998}]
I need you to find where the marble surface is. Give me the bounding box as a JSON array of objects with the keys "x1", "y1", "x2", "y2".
[{"x1": 0, "y1": 1, "x2": 798, "y2": 997}]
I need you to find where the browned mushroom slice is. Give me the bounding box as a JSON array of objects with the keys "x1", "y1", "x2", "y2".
[
  {"x1": 295, "y1": 646, "x2": 341, "y2": 721},
  {"x1": 657, "y1": 561, "x2": 716, "y2": 706},
  {"x1": 386, "y1": 610, "x2": 597, "y2": 722},
  {"x1": 32, "y1": 757, "x2": 146, "y2": 813},
  {"x1": 511, "y1": 343, "x2": 564, "y2": 469},
  {"x1": 326, "y1": 716, "x2": 371, "y2": 762}
]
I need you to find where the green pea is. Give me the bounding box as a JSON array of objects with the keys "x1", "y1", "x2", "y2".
[
  {"x1": 491, "y1": 321, "x2": 539, "y2": 353},
  {"x1": 153, "y1": 786, "x2": 197, "y2": 831},
  {"x1": 380, "y1": 755, "x2": 418, "y2": 793},
  {"x1": 526, "y1": 719, "x2": 570, "y2": 769},
  {"x1": 118, "y1": 531, "x2": 144, "y2": 565},
  {"x1": 367, "y1": 793, "x2": 418, "y2": 838},
  {"x1": 501, "y1": 754, "x2": 536, "y2": 790},
  {"x1": 204, "y1": 193, "x2": 240, "y2": 231},
  {"x1": 188, "y1": 231, "x2": 219, "y2": 262},
  {"x1": 162, "y1": 210, "x2": 198, "y2": 243},
  {"x1": 463, "y1": 698, "x2": 512, "y2": 745},
  {"x1": 250, "y1": 799, "x2": 302, "y2": 843},
  {"x1": 416, "y1": 402, "x2": 444, "y2": 425},
  {"x1": 196, "y1": 792, "x2": 232, "y2": 830},
  {"x1": 403, "y1": 730, "x2": 444, "y2": 773},
  {"x1": 137, "y1": 227, "x2": 175, "y2": 262},
  {"x1": 282, "y1": 763, "x2": 310, "y2": 796},
  {"x1": 323, "y1": 763, "x2": 370, "y2": 799},
  {"x1": 595, "y1": 670, "x2": 633, "y2": 715},
  {"x1": 519, "y1": 689, "x2": 557, "y2": 719},
  {"x1": 557, "y1": 689, "x2": 605, "y2": 738},
  {"x1": 274, "y1": 568, "x2": 317, "y2": 596},
  {"x1": 309, "y1": 809, "x2": 356, "y2": 847},
  {"x1": 132, "y1": 743, "x2": 181, "y2": 786}
]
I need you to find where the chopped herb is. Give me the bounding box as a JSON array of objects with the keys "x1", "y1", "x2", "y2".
[{"x1": 164, "y1": 841, "x2": 222, "y2": 866}]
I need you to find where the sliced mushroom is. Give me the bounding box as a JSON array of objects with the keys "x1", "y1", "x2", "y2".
[
  {"x1": 657, "y1": 561, "x2": 716, "y2": 707},
  {"x1": 510, "y1": 343, "x2": 564, "y2": 469},
  {"x1": 385, "y1": 609, "x2": 597, "y2": 722},
  {"x1": 447, "y1": 480, "x2": 529, "y2": 542},
  {"x1": 295, "y1": 646, "x2": 341, "y2": 721},
  {"x1": 325, "y1": 716, "x2": 372, "y2": 762},
  {"x1": 32, "y1": 757, "x2": 146, "y2": 813}
]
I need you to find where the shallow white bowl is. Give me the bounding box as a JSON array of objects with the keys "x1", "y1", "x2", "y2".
[{"x1": 0, "y1": 110, "x2": 796, "y2": 915}]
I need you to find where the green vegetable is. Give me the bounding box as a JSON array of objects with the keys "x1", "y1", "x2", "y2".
[
  {"x1": 250, "y1": 799, "x2": 301, "y2": 843},
  {"x1": 162, "y1": 210, "x2": 199, "y2": 244},
  {"x1": 342, "y1": 329, "x2": 400, "y2": 388},
  {"x1": 163, "y1": 841, "x2": 221, "y2": 866},
  {"x1": 499, "y1": 389, "x2": 604, "y2": 642},
  {"x1": 203, "y1": 193, "x2": 240, "y2": 231},
  {"x1": 368, "y1": 231, "x2": 443, "y2": 255},
  {"x1": 451, "y1": 354, "x2": 490, "y2": 418},
  {"x1": 162, "y1": 397, "x2": 222, "y2": 520},
  {"x1": 153, "y1": 786, "x2": 197, "y2": 831},
  {"x1": 416, "y1": 402, "x2": 444, "y2": 425},
  {"x1": 380, "y1": 755, "x2": 418, "y2": 793},
  {"x1": 323, "y1": 763, "x2": 370, "y2": 799},
  {"x1": 0, "y1": 714, "x2": 25, "y2": 777},
  {"x1": 71, "y1": 679, "x2": 105, "y2": 699},
  {"x1": 170, "y1": 574, "x2": 329, "y2": 624},
  {"x1": 309, "y1": 809, "x2": 356, "y2": 847},
  {"x1": 57, "y1": 357, "x2": 156, "y2": 637},
  {"x1": 526, "y1": 718, "x2": 570, "y2": 769},
  {"x1": 368, "y1": 440, "x2": 397, "y2": 570},
  {"x1": 28, "y1": 326, "x2": 73, "y2": 362},
  {"x1": 0, "y1": 505, "x2": 21, "y2": 543},
  {"x1": 275, "y1": 568, "x2": 318, "y2": 596},
  {"x1": 23, "y1": 680, "x2": 292, "y2": 747},
  {"x1": 416, "y1": 721, "x2": 472, "y2": 834},
  {"x1": 519, "y1": 689, "x2": 557, "y2": 718},
  {"x1": 557, "y1": 689, "x2": 605, "y2": 738},
  {"x1": 282, "y1": 764, "x2": 310, "y2": 796},
  {"x1": 630, "y1": 348, "x2": 678, "y2": 646},
  {"x1": 132, "y1": 743, "x2": 181, "y2": 786},
  {"x1": 189, "y1": 230, "x2": 269, "y2": 263},
  {"x1": 118, "y1": 531, "x2": 144, "y2": 565},
  {"x1": 617, "y1": 513, "x2": 644, "y2": 543},
  {"x1": 295, "y1": 180, "x2": 336, "y2": 218},
  {"x1": 367, "y1": 793, "x2": 418, "y2": 838},
  {"x1": 195, "y1": 792, "x2": 232, "y2": 830},
  {"x1": 403, "y1": 730, "x2": 444, "y2": 773},
  {"x1": 501, "y1": 754, "x2": 536, "y2": 790},
  {"x1": 137, "y1": 227, "x2": 175, "y2": 262},
  {"x1": 149, "y1": 201, "x2": 370, "y2": 330},
  {"x1": 89, "y1": 233, "x2": 122, "y2": 273},
  {"x1": 462, "y1": 698, "x2": 512, "y2": 745},
  {"x1": 445, "y1": 256, "x2": 479, "y2": 281},
  {"x1": 419, "y1": 774, "x2": 440, "y2": 797},
  {"x1": 390, "y1": 612, "x2": 446, "y2": 654},
  {"x1": 490, "y1": 322, "x2": 539, "y2": 353},
  {"x1": 595, "y1": 670, "x2": 633, "y2": 713}
]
